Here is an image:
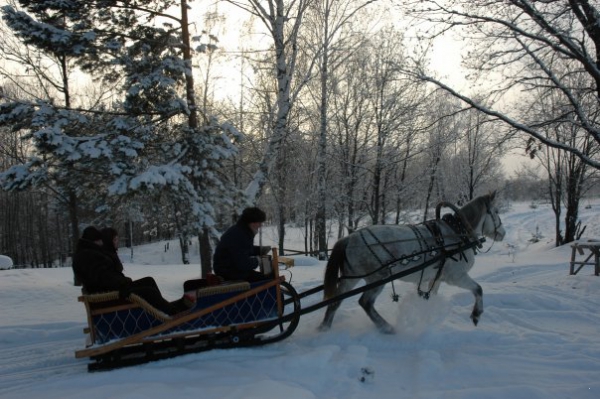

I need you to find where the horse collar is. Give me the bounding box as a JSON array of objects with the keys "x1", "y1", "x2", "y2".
[
  {"x1": 442, "y1": 213, "x2": 478, "y2": 253},
  {"x1": 442, "y1": 213, "x2": 465, "y2": 237}
]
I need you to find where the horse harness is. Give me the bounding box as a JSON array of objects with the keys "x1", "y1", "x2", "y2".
[{"x1": 355, "y1": 213, "x2": 479, "y2": 301}]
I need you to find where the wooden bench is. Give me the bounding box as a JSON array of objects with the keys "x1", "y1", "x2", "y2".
[{"x1": 569, "y1": 241, "x2": 600, "y2": 276}]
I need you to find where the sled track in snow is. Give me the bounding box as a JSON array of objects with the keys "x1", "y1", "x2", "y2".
[{"x1": 0, "y1": 338, "x2": 83, "y2": 395}]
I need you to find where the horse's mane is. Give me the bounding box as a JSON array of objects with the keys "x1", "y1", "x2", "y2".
[{"x1": 459, "y1": 191, "x2": 496, "y2": 226}]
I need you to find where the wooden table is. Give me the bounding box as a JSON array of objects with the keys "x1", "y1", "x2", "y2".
[{"x1": 569, "y1": 241, "x2": 600, "y2": 276}]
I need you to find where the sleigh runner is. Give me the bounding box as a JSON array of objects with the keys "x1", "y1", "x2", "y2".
[{"x1": 76, "y1": 249, "x2": 301, "y2": 371}]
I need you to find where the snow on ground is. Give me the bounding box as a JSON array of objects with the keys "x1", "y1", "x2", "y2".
[{"x1": 1, "y1": 201, "x2": 600, "y2": 399}]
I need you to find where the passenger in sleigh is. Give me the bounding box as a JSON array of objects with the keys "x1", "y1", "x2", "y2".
[
  {"x1": 213, "y1": 207, "x2": 272, "y2": 282},
  {"x1": 100, "y1": 227, "x2": 125, "y2": 273},
  {"x1": 73, "y1": 226, "x2": 189, "y2": 316}
]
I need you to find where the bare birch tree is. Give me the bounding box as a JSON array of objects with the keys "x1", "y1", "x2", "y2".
[
  {"x1": 224, "y1": 0, "x2": 313, "y2": 203},
  {"x1": 301, "y1": 0, "x2": 377, "y2": 257},
  {"x1": 446, "y1": 106, "x2": 506, "y2": 203},
  {"x1": 402, "y1": 0, "x2": 600, "y2": 169},
  {"x1": 531, "y1": 85, "x2": 599, "y2": 245},
  {"x1": 329, "y1": 51, "x2": 373, "y2": 235},
  {"x1": 420, "y1": 91, "x2": 462, "y2": 221}
]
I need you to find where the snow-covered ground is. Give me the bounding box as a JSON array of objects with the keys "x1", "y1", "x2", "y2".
[{"x1": 1, "y1": 201, "x2": 600, "y2": 399}]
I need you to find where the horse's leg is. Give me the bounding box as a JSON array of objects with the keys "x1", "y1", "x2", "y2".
[
  {"x1": 318, "y1": 278, "x2": 357, "y2": 331},
  {"x1": 429, "y1": 276, "x2": 443, "y2": 296},
  {"x1": 318, "y1": 300, "x2": 343, "y2": 332},
  {"x1": 359, "y1": 284, "x2": 395, "y2": 334},
  {"x1": 445, "y1": 274, "x2": 483, "y2": 326}
]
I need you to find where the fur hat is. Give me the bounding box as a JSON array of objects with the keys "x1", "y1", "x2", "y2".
[
  {"x1": 239, "y1": 207, "x2": 266, "y2": 224},
  {"x1": 81, "y1": 226, "x2": 102, "y2": 242}
]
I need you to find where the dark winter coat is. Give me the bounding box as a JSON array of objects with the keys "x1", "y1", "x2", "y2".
[
  {"x1": 73, "y1": 239, "x2": 131, "y2": 294},
  {"x1": 72, "y1": 239, "x2": 131, "y2": 293},
  {"x1": 213, "y1": 221, "x2": 262, "y2": 281},
  {"x1": 102, "y1": 247, "x2": 124, "y2": 274},
  {"x1": 72, "y1": 239, "x2": 182, "y2": 315},
  {"x1": 100, "y1": 228, "x2": 124, "y2": 273}
]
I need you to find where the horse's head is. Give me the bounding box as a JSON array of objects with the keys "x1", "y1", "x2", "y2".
[
  {"x1": 459, "y1": 191, "x2": 506, "y2": 242},
  {"x1": 481, "y1": 191, "x2": 506, "y2": 241}
]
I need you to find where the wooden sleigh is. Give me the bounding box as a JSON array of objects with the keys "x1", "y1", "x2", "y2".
[{"x1": 75, "y1": 249, "x2": 301, "y2": 371}]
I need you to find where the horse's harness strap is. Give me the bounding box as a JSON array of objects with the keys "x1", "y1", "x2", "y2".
[
  {"x1": 346, "y1": 216, "x2": 481, "y2": 291},
  {"x1": 417, "y1": 257, "x2": 446, "y2": 300},
  {"x1": 359, "y1": 228, "x2": 401, "y2": 301},
  {"x1": 358, "y1": 226, "x2": 441, "y2": 271},
  {"x1": 356, "y1": 224, "x2": 447, "y2": 299},
  {"x1": 417, "y1": 220, "x2": 450, "y2": 299}
]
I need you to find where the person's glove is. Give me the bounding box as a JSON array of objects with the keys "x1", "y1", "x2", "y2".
[{"x1": 260, "y1": 246, "x2": 271, "y2": 255}]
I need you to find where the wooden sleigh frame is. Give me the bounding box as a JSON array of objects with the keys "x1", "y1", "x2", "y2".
[{"x1": 75, "y1": 248, "x2": 301, "y2": 371}]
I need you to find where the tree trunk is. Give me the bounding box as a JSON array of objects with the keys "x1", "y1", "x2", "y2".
[
  {"x1": 199, "y1": 228, "x2": 212, "y2": 277},
  {"x1": 564, "y1": 161, "x2": 584, "y2": 243},
  {"x1": 423, "y1": 157, "x2": 440, "y2": 222},
  {"x1": 277, "y1": 205, "x2": 286, "y2": 256},
  {"x1": 180, "y1": 0, "x2": 212, "y2": 276},
  {"x1": 69, "y1": 191, "x2": 80, "y2": 285}
]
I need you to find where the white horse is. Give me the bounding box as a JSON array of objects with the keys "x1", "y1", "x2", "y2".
[{"x1": 318, "y1": 191, "x2": 506, "y2": 334}]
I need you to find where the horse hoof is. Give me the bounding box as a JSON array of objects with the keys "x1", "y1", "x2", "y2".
[
  {"x1": 471, "y1": 308, "x2": 483, "y2": 326},
  {"x1": 378, "y1": 325, "x2": 396, "y2": 335},
  {"x1": 317, "y1": 323, "x2": 331, "y2": 332}
]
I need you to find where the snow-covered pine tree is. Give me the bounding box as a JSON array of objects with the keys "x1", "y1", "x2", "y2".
[
  {"x1": 0, "y1": 1, "x2": 121, "y2": 261},
  {"x1": 0, "y1": 0, "x2": 241, "y2": 272}
]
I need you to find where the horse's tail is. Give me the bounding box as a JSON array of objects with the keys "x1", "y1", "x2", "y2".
[{"x1": 323, "y1": 236, "x2": 349, "y2": 299}]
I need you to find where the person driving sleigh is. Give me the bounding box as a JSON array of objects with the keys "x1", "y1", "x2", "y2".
[{"x1": 213, "y1": 207, "x2": 271, "y2": 282}]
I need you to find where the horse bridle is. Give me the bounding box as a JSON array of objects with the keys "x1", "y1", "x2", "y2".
[
  {"x1": 482, "y1": 201, "x2": 502, "y2": 239},
  {"x1": 479, "y1": 201, "x2": 501, "y2": 253}
]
